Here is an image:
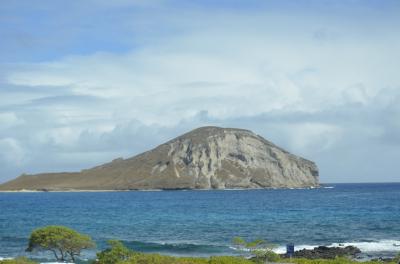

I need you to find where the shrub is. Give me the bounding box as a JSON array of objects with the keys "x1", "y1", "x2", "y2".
[
  {"x1": 232, "y1": 237, "x2": 269, "y2": 251},
  {"x1": 97, "y1": 240, "x2": 136, "y2": 264},
  {"x1": 96, "y1": 242, "x2": 209, "y2": 264},
  {"x1": 122, "y1": 253, "x2": 209, "y2": 264},
  {"x1": 96, "y1": 239, "x2": 257, "y2": 264},
  {"x1": 0, "y1": 257, "x2": 37, "y2": 264},
  {"x1": 208, "y1": 256, "x2": 253, "y2": 264},
  {"x1": 97, "y1": 240, "x2": 135, "y2": 264},
  {"x1": 253, "y1": 249, "x2": 280, "y2": 263},
  {"x1": 231, "y1": 236, "x2": 278, "y2": 263}
]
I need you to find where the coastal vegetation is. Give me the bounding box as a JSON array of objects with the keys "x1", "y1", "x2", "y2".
[
  {"x1": 96, "y1": 240, "x2": 253, "y2": 264},
  {"x1": 1, "y1": 255, "x2": 397, "y2": 264},
  {"x1": 1, "y1": 226, "x2": 397, "y2": 264},
  {"x1": 232, "y1": 237, "x2": 280, "y2": 262},
  {"x1": 26, "y1": 226, "x2": 95, "y2": 262},
  {"x1": 1, "y1": 253, "x2": 398, "y2": 264},
  {"x1": 0, "y1": 257, "x2": 36, "y2": 264}
]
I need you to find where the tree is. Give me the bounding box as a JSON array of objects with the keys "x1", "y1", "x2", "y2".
[{"x1": 26, "y1": 225, "x2": 95, "y2": 262}]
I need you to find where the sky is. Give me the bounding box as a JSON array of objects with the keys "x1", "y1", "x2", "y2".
[{"x1": 0, "y1": 0, "x2": 399, "y2": 184}]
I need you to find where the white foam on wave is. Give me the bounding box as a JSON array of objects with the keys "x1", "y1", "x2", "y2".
[
  {"x1": 272, "y1": 240, "x2": 400, "y2": 254},
  {"x1": 0, "y1": 256, "x2": 75, "y2": 264},
  {"x1": 329, "y1": 240, "x2": 400, "y2": 252},
  {"x1": 229, "y1": 246, "x2": 251, "y2": 252},
  {"x1": 39, "y1": 262, "x2": 74, "y2": 264}
]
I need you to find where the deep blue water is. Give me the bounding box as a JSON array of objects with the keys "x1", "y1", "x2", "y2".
[{"x1": 1, "y1": 183, "x2": 400, "y2": 260}]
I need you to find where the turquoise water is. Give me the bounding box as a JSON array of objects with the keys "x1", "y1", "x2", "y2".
[{"x1": 1, "y1": 183, "x2": 400, "y2": 260}]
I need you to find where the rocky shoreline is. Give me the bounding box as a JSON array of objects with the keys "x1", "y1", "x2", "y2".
[
  {"x1": 279, "y1": 245, "x2": 399, "y2": 263},
  {"x1": 287, "y1": 245, "x2": 361, "y2": 259}
]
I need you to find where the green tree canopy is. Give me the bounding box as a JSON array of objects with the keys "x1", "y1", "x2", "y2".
[
  {"x1": 97, "y1": 240, "x2": 135, "y2": 264},
  {"x1": 27, "y1": 225, "x2": 95, "y2": 262}
]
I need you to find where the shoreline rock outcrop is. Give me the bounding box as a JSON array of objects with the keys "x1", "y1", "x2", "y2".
[{"x1": 291, "y1": 246, "x2": 361, "y2": 259}]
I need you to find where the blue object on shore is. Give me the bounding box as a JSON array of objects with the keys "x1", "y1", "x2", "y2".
[{"x1": 287, "y1": 243, "x2": 295, "y2": 257}]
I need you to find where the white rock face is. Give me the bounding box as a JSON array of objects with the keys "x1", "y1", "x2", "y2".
[
  {"x1": 0, "y1": 126, "x2": 319, "y2": 190},
  {"x1": 154, "y1": 127, "x2": 319, "y2": 189}
]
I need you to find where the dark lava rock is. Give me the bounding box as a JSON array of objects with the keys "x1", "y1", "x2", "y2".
[{"x1": 292, "y1": 246, "x2": 361, "y2": 259}]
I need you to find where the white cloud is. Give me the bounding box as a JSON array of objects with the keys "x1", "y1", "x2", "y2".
[
  {"x1": 285, "y1": 123, "x2": 343, "y2": 153},
  {"x1": 0, "y1": 138, "x2": 25, "y2": 166},
  {"x1": 1, "y1": 3, "x2": 400, "y2": 183},
  {"x1": 0, "y1": 112, "x2": 23, "y2": 129},
  {"x1": 6, "y1": 9, "x2": 399, "y2": 122}
]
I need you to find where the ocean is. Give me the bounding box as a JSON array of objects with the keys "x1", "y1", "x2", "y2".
[{"x1": 1, "y1": 183, "x2": 400, "y2": 261}]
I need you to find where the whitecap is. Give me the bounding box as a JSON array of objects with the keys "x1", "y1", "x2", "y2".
[
  {"x1": 40, "y1": 262, "x2": 74, "y2": 264},
  {"x1": 271, "y1": 240, "x2": 400, "y2": 254},
  {"x1": 328, "y1": 240, "x2": 400, "y2": 252}
]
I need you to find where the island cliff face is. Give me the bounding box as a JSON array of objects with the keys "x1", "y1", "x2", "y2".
[{"x1": 0, "y1": 127, "x2": 319, "y2": 191}]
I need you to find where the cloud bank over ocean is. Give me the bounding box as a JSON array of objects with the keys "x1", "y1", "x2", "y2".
[{"x1": 0, "y1": 0, "x2": 399, "y2": 183}]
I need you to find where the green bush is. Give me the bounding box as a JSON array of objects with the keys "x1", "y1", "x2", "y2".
[
  {"x1": 97, "y1": 240, "x2": 136, "y2": 264},
  {"x1": 97, "y1": 239, "x2": 256, "y2": 264},
  {"x1": 0, "y1": 257, "x2": 37, "y2": 264},
  {"x1": 231, "y1": 236, "x2": 278, "y2": 263},
  {"x1": 129, "y1": 253, "x2": 178, "y2": 264},
  {"x1": 232, "y1": 237, "x2": 273, "y2": 252},
  {"x1": 97, "y1": 241, "x2": 209, "y2": 264},
  {"x1": 121, "y1": 253, "x2": 209, "y2": 264},
  {"x1": 118, "y1": 253, "x2": 254, "y2": 264},
  {"x1": 252, "y1": 250, "x2": 280, "y2": 263},
  {"x1": 208, "y1": 256, "x2": 253, "y2": 264}
]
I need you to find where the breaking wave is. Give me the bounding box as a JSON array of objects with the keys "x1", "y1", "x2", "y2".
[
  {"x1": 273, "y1": 240, "x2": 400, "y2": 254},
  {"x1": 123, "y1": 240, "x2": 233, "y2": 256}
]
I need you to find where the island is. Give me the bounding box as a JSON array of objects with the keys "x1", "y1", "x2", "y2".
[{"x1": 0, "y1": 126, "x2": 319, "y2": 191}]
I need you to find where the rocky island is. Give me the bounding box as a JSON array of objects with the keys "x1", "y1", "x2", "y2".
[{"x1": 0, "y1": 126, "x2": 319, "y2": 191}]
